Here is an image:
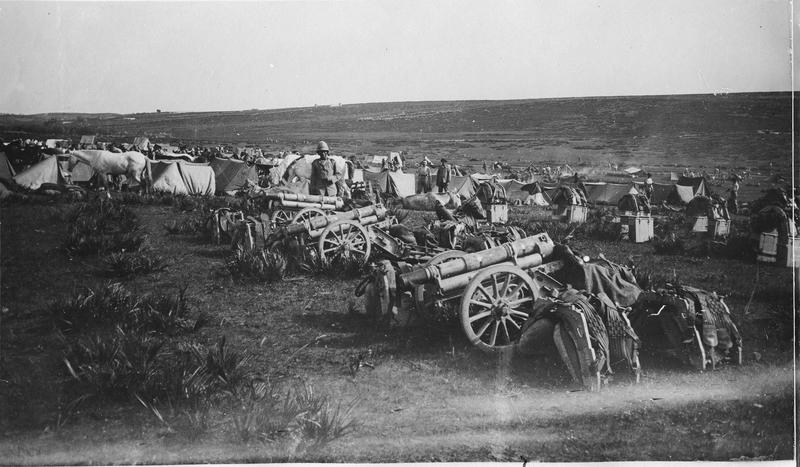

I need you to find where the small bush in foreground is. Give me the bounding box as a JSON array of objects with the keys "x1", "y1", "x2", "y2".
[
  {"x1": 299, "y1": 249, "x2": 365, "y2": 279},
  {"x1": 51, "y1": 283, "x2": 202, "y2": 335},
  {"x1": 228, "y1": 381, "x2": 358, "y2": 450},
  {"x1": 63, "y1": 329, "x2": 164, "y2": 402},
  {"x1": 101, "y1": 250, "x2": 168, "y2": 277},
  {"x1": 226, "y1": 248, "x2": 288, "y2": 283}
]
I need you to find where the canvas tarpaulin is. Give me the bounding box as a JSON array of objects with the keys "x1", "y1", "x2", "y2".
[
  {"x1": 583, "y1": 183, "x2": 638, "y2": 205},
  {"x1": 13, "y1": 156, "x2": 65, "y2": 189},
  {"x1": 67, "y1": 161, "x2": 95, "y2": 183},
  {"x1": 362, "y1": 170, "x2": 415, "y2": 197},
  {"x1": 151, "y1": 161, "x2": 215, "y2": 196},
  {"x1": 210, "y1": 157, "x2": 259, "y2": 195},
  {"x1": 634, "y1": 182, "x2": 673, "y2": 204},
  {"x1": 450, "y1": 176, "x2": 476, "y2": 198},
  {"x1": 0, "y1": 152, "x2": 15, "y2": 181}
]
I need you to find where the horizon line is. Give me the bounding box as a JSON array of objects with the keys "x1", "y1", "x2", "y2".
[{"x1": 2, "y1": 90, "x2": 793, "y2": 117}]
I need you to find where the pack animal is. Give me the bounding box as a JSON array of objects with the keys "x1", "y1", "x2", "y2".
[{"x1": 68, "y1": 150, "x2": 152, "y2": 193}]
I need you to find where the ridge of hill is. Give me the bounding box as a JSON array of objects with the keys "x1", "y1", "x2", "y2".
[{"x1": 0, "y1": 92, "x2": 792, "y2": 169}]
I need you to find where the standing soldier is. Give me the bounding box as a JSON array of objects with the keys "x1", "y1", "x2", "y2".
[
  {"x1": 418, "y1": 159, "x2": 432, "y2": 193},
  {"x1": 644, "y1": 172, "x2": 654, "y2": 201},
  {"x1": 436, "y1": 158, "x2": 451, "y2": 193},
  {"x1": 311, "y1": 141, "x2": 337, "y2": 196}
]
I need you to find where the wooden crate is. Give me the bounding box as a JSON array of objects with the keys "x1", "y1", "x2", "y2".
[
  {"x1": 565, "y1": 205, "x2": 588, "y2": 224},
  {"x1": 710, "y1": 219, "x2": 731, "y2": 237},
  {"x1": 620, "y1": 215, "x2": 654, "y2": 243},
  {"x1": 487, "y1": 203, "x2": 508, "y2": 224},
  {"x1": 758, "y1": 231, "x2": 779, "y2": 256},
  {"x1": 692, "y1": 216, "x2": 708, "y2": 233}
]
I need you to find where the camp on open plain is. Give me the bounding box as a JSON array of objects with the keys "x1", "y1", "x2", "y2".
[{"x1": 0, "y1": 1, "x2": 796, "y2": 465}]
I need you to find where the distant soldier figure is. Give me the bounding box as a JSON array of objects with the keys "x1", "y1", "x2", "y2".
[
  {"x1": 436, "y1": 158, "x2": 451, "y2": 193},
  {"x1": 482, "y1": 160, "x2": 489, "y2": 173},
  {"x1": 418, "y1": 160, "x2": 433, "y2": 193},
  {"x1": 728, "y1": 175, "x2": 741, "y2": 214},
  {"x1": 644, "y1": 172, "x2": 654, "y2": 201},
  {"x1": 310, "y1": 141, "x2": 337, "y2": 196}
]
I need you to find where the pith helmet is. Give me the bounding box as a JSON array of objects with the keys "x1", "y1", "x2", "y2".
[{"x1": 317, "y1": 141, "x2": 330, "y2": 152}]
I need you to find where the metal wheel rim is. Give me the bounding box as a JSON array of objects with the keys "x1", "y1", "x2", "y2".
[
  {"x1": 292, "y1": 207, "x2": 327, "y2": 225},
  {"x1": 460, "y1": 264, "x2": 537, "y2": 353},
  {"x1": 317, "y1": 220, "x2": 371, "y2": 265},
  {"x1": 270, "y1": 209, "x2": 291, "y2": 226}
]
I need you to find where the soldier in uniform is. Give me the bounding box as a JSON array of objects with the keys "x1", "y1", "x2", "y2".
[{"x1": 311, "y1": 141, "x2": 337, "y2": 196}]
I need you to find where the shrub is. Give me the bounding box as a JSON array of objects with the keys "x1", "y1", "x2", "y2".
[
  {"x1": 63, "y1": 328, "x2": 164, "y2": 402},
  {"x1": 652, "y1": 233, "x2": 686, "y2": 255},
  {"x1": 299, "y1": 249, "x2": 365, "y2": 279},
  {"x1": 227, "y1": 381, "x2": 357, "y2": 450},
  {"x1": 226, "y1": 248, "x2": 288, "y2": 283},
  {"x1": 101, "y1": 250, "x2": 168, "y2": 277},
  {"x1": 62, "y1": 198, "x2": 146, "y2": 255},
  {"x1": 51, "y1": 283, "x2": 203, "y2": 336}
]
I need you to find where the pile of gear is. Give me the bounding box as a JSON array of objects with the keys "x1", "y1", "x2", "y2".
[{"x1": 360, "y1": 235, "x2": 742, "y2": 391}]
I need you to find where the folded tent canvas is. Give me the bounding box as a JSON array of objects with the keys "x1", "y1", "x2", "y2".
[
  {"x1": 209, "y1": 157, "x2": 259, "y2": 195},
  {"x1": 151, "y1": 161, "x2": 215, "y2": 196},
  {"x1": 583, "y1": 182, "x2": 639, "y2": 205}
]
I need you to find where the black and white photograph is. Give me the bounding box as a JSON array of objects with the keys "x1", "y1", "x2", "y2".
[{"x1": 0, "y1": 0, "x2": 796, "y2": 464}]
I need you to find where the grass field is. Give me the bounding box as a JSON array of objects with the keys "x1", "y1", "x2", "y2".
[
  {"x1": 0, "y1": 195, "x2": 795, "y2": 463},
  {"x1": 0, "y1": 92, "x2": 796, "y2": 463}
]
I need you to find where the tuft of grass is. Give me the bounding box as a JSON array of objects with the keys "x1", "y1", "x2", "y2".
[
  {"x1": 226, "y1": 248, "x2": 288, "y2": 283},
  {"x1": 101, "y1": 249, "x2": 168, "y2": 277},
  {"x1": 63, "y1": 328, "x2": 164, "y2": 402},
  {"x1": 299, "y1": 249, "x2": 365, "y2": 279},
  {"x1": 293, "y1": 383, "x2": 358, "y2": 452},
  {"x1": 652, "y1": 233, "x2": 686, "y2": 255},
  {"x1": 51, "y1": 283, "x2": 203, "y2": 336},
  {"x1": 62, "y1": 198, "x2": 146, "y2": 255}
]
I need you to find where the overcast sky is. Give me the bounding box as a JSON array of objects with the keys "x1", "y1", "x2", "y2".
[{"x1": 0, "y1": 0, "x2": 793, "y2": 114}]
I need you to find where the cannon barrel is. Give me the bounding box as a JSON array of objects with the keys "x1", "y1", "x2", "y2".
[
  {"x1": 263, "y1": 191, "x2": 344, "y2": 207},
  {"x1": 398, "y1": 233, "x2": 554, "y2": 289},
  {"x1": 273, "y1": 200, "x2": 341, "y2": 210},
  {"x1": 437, "y1": 253, "x2": 544, "y2": 293},
  {"x1": 275, "y1": 205, "x2": 387, "y2": 236}
]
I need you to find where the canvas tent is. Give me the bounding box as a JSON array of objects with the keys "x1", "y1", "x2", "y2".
[
  {"x1": 362, "y1": 169, "x2": 415, "y2": 197},
  {"x1": 209, "y1": 157, "x2": 259, "y2": 195},
  {"x1": 634, "y1": 182, "x2": 673, "y2": 205},
  {"x1": 13, "y1": 156, "x2": 65, "y2": 189},
  {"x1": 450, "y1": 175, "x2": 477, "y2": 198},
  {"x1": 668, "y1": 176, "x2": 708, "y2": 204},
  {"x1": 151, "y1": 161, "x2": 215, "y2": 196},
  {"x1": 0, "y1": 152, "x2": 16, "y2": 181},
  {"x1": 66, "y1": 161, "x2": 94, "y2": 183},
  {"x1": 583, "y1": 182, "x2": 638, "y2": 205}
]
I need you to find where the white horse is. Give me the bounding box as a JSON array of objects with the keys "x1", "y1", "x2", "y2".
[{"x1": 68, "y1": 150, "x2": 152, "y2": 192}]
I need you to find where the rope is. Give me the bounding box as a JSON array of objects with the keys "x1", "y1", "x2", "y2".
[{"x1": 743, "y1": 263, "x2": 760, "y2": 316}]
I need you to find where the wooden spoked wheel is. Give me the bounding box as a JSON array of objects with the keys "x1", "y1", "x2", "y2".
[
  {"x1": 413, "y1": 250, "x2": 466, "y2": 315},
  {"x1": 460, "y1": 264, "x2": 537, "y2": 353},
  {"x1": 270, "y1": 209, "x2": 292, "y2": 227},
  {"x1": 292, "y1": 207, "x2": 327, "y2": 225},
  {"x1": 318, "y1": 220, "x2": 371, "y2": 265}
]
